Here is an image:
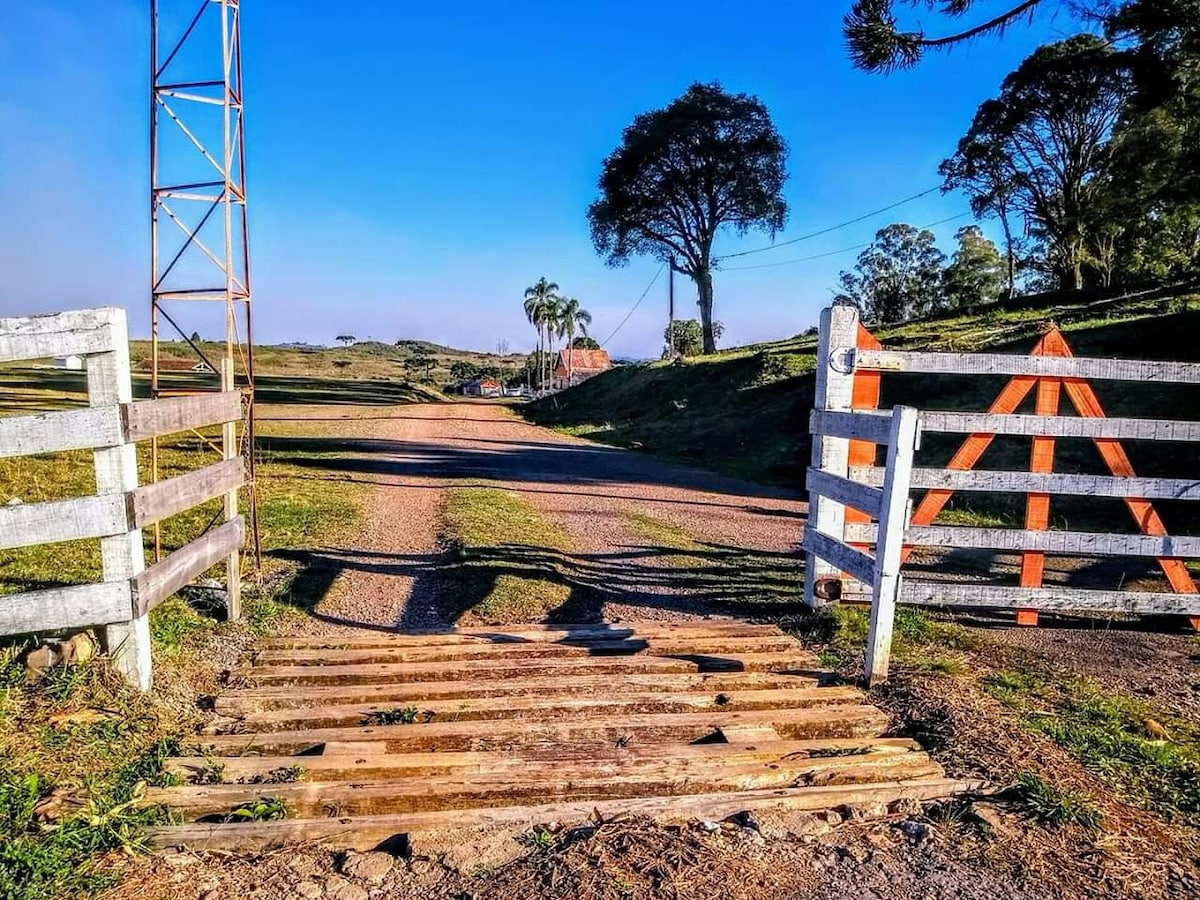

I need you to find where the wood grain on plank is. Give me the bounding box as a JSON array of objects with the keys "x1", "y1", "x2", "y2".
[
  {"x1": 195, "y1": 705, "x2": 892, "y2": 756},
  {"x1": 146, "y1": 779, "x2": 977, "y2": 851}
]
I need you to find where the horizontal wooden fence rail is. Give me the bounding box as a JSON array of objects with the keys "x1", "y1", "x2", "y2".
[
  {"x1": 918, "y1": 411, "x2": 1200, "y2": 443},
  {"x1": 132, "y1": 517, "x2": 245, "y2": 617},
  {"x1": 0, "y1": 306, "x2": 248, "y2": 690},
  {"x1": 0, "y1": 307, "x2": 120, "y2": 363},
  {"x1": 853, "y1": 348, "x2": 1200, "y2": 384},
  {"x1": 845, "y1": 523, "x2": 1200, "y2": 558},
  {"x1": 849, "y1": 466, "x2": 1200, "y2": 502},
  {"x1": 900, "y1": 582, "x2": 1200, "y2": 616}
]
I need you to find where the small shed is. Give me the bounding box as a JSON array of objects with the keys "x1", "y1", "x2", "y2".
[{"x1": 53, "y1": 355, "x2": 84, "y2": 370}]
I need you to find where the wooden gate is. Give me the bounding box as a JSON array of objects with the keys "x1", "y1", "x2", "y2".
[
  {"x1": 0, "y1": 308, "x2": 245, "y2": 688},
  {"x1": 804, "y1": 304, "x2": 1200, "y2": 680}
]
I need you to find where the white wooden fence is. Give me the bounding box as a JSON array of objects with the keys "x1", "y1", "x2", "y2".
[
  {"x1": 0, "y1": 308, "x2": 245, "y2": 689},
  {"x1": 803, "y1": 303, "x2": 1200, "y2": 684}
]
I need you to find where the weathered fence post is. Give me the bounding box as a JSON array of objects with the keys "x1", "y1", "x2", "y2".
[
  {"x1": 864, "y1": 406, "x2": 919, "y2": 686},
  {"x1": 804, "y1": 304, "x2": 860, "y2": 608},
  {"x1": 220, "y1": 358, "x2": 241, "y2": 620},
  {"x1": 88, "y1": 309, "x2": 152, "y2": 690}
]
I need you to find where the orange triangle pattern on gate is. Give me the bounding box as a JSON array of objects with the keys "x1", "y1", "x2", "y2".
[{"x1": 848, "y1": 324, "x2": 1199, "y2": 628}]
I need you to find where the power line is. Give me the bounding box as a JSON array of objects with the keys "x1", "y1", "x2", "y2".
[
  {"x1": 599, "y1": 263, "x2": 666, "y2": 347},
  {"x1": 715, "y1": 186, "x2": 942, "y2": 262},
  {"x1": 720, "y1": 212, "x2": 972, "y2": 272}
]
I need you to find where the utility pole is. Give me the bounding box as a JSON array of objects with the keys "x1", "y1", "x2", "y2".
[{"x1": 667, "y1": 257, "x2": 676, "y2": 359}]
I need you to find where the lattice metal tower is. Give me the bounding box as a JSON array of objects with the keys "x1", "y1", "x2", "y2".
[{"x1": 150, "y1": 0, "x2": 260, "y2": 573}]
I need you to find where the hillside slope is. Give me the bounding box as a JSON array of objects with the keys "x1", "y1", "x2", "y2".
[{"x1": 523, "y1": 293, "x2": 1200, "y2": 501}]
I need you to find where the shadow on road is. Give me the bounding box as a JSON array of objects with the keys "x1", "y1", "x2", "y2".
[{"x1": 271, "y1": 539, "x2": 806, "y2": 633}]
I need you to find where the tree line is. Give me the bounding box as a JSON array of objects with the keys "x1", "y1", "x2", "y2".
[{"x1": 844, "y1": 1, "x2": 1200, "y2": 316}]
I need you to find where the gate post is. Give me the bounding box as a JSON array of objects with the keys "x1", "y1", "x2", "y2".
[
  {"x1": 865, "y1": 406, "x2": 919, "y2": 686},
  {"x1": 804, "y1": 304, "x2": 859, "y2": 608},
  {"x1": 88, "y1": 309, "x2": 152, "y2": 690}
]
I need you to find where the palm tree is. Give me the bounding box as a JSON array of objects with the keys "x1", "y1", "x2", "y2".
[
  {"x1": 523, "y1": 277, "x2": 559, "y2": 389},
  {"x1": 555, "y1": 297, "x2": 592, "y2": 386}
]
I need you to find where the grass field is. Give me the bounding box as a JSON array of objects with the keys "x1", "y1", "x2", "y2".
[
  {"x1": 128, "y1": 337, "x2": 526, "y2": 387},
  {"x1": 524, "y1": 292, "x2": 1200, "y2": 535}
]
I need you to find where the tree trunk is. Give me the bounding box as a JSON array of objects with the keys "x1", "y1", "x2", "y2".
[
  {"x1": 694, "y1": 267, "x2": 716, "y2": 354},
  {"x1": 1000, "y1": 214, "x2": 1016, "y2": 299}
]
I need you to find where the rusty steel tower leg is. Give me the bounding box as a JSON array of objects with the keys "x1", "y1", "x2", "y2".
[{"x1": 151, "y1": 0, "x2": 262, "y2": 609}]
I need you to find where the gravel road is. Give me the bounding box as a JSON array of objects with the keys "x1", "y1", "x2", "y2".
[{"x1": 263, "y1": 401, "x2": 807, "y2": 631}]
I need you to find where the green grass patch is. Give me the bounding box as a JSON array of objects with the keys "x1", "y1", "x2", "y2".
[
  {"x1": 0, "y1": 654, "x2": 182, "y2": 900},
  {"x1": 1013, "y1": 772, "x2": 1103, "y2": 829},
  {"x1": 440, "y1": 486, "x2": 572, "y2": 624},
  {"x1": 982, "y1": 670, "x2": 1200, "y2": 822}
]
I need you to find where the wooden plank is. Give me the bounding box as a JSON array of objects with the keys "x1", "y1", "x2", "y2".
[
  {"x1": 212, "y1": 686, "x2": 866, "y2": 732},
  {"x1": 802, "y1": 529, "x2": 875, "y2": 585},
  {"x1": 87, "y1": 310, "x2": 151, "y2": 691},
  {"x1": 855, "y1": 348, "x2": 1200, "y2": 384},
  {"x1": 865, "y1": 406, "x2": 919, "y2": 686},
  {"x1": 164, "y1": 738, "x2": 926, "y2": 784},
  {"x1": 0, "y1": 406, "x2": 123, "y2": 458},
  {"x1": 0, "y1": 581, "x2": 133, "y2": 636},
  {"x1": 919, "y1": 411, "x2": 1200, "y2": 443},
  {"x1": 0, "y1": 307, "x2": 119, "y2": 363},
  {"x1": 146, "y1": 778, "x2": 977, "y2": 851},
  {"x1": 235, "y1": 651, "x2": 821, "y2": 687},
  {"x1": 809, "y1": 409, "x2": 895, "y2": 444},
  {"x1": 130, "y1": 458, "x2": 244, "y2": 528},
  {"x1": 195, "y1": 706, "x2": 892, "y2": 756},
  {"x1": 219, "y1": 359, "x2": 241, "y2": 621},
  {"x1": 251, "y1": 635, "x2": 802, "y2": 667},
  {"x1": 806, "y1": 467, "x2": 883, "y2": 518},
  {"x1": 805, "y1": 305, "x2": 859, "y2": 608},
  {"x1": 131, "y1": 517, "x2": 245, "y2": 616},
  {"x1": 121, "y1": 390, "x2": 241, "y2": 442},
  {"x1": 214, "y1": 672, "x2": 825, "y2": 715},
  {"x1": 147, "y1": 754, "x2": 944, "y2": 819},
  {"x1": 849, "y1": 467, "x2": 1200, "y2": 501},
  {"x1": 901, "y1": 581, "x2": 1200, "y2": 615},
  {"x1": 257, "y1": 621, "x2": 785, "y2": 649},
  {"x1": 0, "y1": 493, "x2": 128, "y2": 551},
  {"x1": 846, "y1": 523, "x2": 1200, "y2": 558}
]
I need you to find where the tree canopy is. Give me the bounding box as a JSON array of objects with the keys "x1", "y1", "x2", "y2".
[
  {"x1": 941, "y1": 36, "x2": 1130, "y2": 290},
  {"x1": 945, "y1": 225, "x2": 1005, "y2": 307},
  {"x1": 664, "y1": 319, "x2": 725, "y2": 358},
  {"x1": 834, "y1": 224, "x2": 947, "y2": 322},
  {"x1": 588, "y1": 82, "x2": 788, "y2": 354}
]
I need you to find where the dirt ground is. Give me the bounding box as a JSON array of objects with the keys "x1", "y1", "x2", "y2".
[{"x1": 118, "y1": 399, "x2": 1200, "y2": 900}]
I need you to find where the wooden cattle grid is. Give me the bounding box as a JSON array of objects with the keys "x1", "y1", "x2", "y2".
[{"x1": 146, "y1": 621, "x2": 969, "y2": 851}]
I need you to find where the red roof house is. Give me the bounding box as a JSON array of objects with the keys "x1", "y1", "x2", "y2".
[{"x1": 554, "y1": 348, "x2": 612, "y2": 388}]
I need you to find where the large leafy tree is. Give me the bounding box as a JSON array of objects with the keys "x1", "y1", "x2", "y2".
[
  {"x1": 944, "y1": 225, "x2": 1005, "y2": 307},
  {"x1": 834, "y1": 223, "x2": 947, "y2": 323},
  {"x1": 664, "y1": 319, "x2": 725, "y2": 358},
  {"x1": 941, "y1": 36, "x2": 1131, "y2": 290},
  {"x1": 523, "y1": 277, "x2": 560, "y2": 389},
  {"x1": 588, "y1": 82, "x2": 788, "y2": 355}
]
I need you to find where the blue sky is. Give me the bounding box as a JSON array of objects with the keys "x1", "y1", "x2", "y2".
[{"x1": 0, "y1": 2, "x2": 1076, "y2": 358}]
